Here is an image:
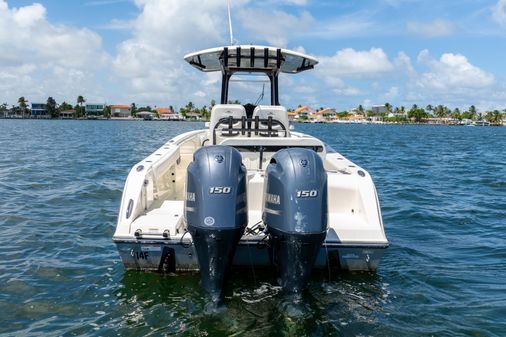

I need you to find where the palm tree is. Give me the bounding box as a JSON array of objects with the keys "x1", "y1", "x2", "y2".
[
  {"x1": 468, "y1": 105, "x2": 477, "y2": 121},
  {"x1": 77, "y1": 96, "x2": 85, "y2": 117},
  {"x1": 357, "y1": 104, "x2": 364, "y2": 115},
  {"x1": 18, "y1": 96, "x2": 28, "y2": 118},
  {"x1": 435, "y1": 105, "x2": 446, "y2": 118},
  {"x1": 0, "y1": 103, "x2": 7, "y2": 117},
  {"x1": 384, "y1": 102, "x2": 392, "y2": 115},
  {"x1": 46, "y1": 97, "x2": 57, "y2": 118},
  {"x1": 452, "y1": 108, "x2": 462, "y2": 122},
  {"x1": 130, "y1": 103, "x2": 137, "y2": 117},
  {"x1": 493, "y1": 110, "x2": 501, "y2": 124},
  {"x1": 58, "y1": 101, "x2": 72, "y2": 113},
  {"x1": 425, "y1": 104, "x2": 433, "y2": 116}
]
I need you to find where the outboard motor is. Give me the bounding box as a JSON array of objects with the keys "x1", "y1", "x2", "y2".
[
  {"x1": 263, "y1": 148, "x2": 327, "y2": 293},
  {"x1": 186, "y1": 145, "x2": 247, "y2": 301}
]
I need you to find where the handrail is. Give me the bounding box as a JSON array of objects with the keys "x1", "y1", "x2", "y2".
[{"x1": 212, "y1": 116, "x2": 288, "y2": 144}]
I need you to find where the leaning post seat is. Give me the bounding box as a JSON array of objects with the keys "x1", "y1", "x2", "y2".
[
  {"x1": 253, "y1": 105, "x2": 289, "y2": 130},
  {"x1": 209, "y1": 104, "x2": 247, "y2": 133},
  {"x1": 252, "y1": 105, "x2": 290, "y2": 134}
]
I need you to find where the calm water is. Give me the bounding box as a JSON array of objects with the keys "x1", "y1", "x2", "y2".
[{"x1": 0, "y1": 120, "x2": 505, "y2": 336}]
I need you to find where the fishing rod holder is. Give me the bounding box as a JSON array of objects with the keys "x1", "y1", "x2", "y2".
[{"x1": 212, "y1": 116, "x2": 288, "y2": 144}]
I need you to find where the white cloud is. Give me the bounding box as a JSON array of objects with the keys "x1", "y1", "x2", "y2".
[
  {"x1": 1, "y1": 0, "x2": 504, "y2": 111},
  {"x1": 85, "y1": 0, "x2": 130, "y2": 6},
  {"x1": 492, "y1": 0, "x2": 506, "y2": 27},
  {"x1": 100, "y1": 18, "x2": 133, "y2": 30},
  {"x1": 237, "y1": 9, "x2": 313, "y2": 46},
  {"x1": 256, "y1": 0, "x2": 308, "y2": 6},
  {"x1": 334, "y1": 86, "x2": 362, "y2": 97},
  {"x1": 309, "y1": 48, "x2": 404, "y2": 105},
  {"x1": 384, "y1": 86, "x2": 399, "y2": 99},
  {"x1": 111, "y1": 0, "x2": 246, "y2": 104},
  {"x1": 285, "y1": 0, "x2": 308, "y2": 5},
  {"x1": 416, "y1": 50, "x2": 494, "y2": 91},
  {"x1": 242, "y1": 11, "x2": 376, "y2": 42},
  {"x1": 394, "y1": 51, "x2": 416, "y2": 77},
  {"x1": 293, "y1": 46, "x2": 307, "y2": 54},
  {"x1": 318, "y1": 48, "x2": 394, "y2": 78},
  {"x1": 0, "y1": 0, "x2": 109, "y2": 104},
  {"x1": 309, "y1": 16, "x2": 375, "y2": 39},
  {"x1": 406, "y1": 19, "x2": 456, "y2": 37}
]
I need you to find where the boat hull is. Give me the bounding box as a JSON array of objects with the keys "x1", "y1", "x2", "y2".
[{"x1": 114, "y1": 237, "x2": 388, "y2": 273}]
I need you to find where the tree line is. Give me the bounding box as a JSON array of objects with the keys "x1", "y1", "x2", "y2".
[
  {"x1": 349, "y1": 103, "x2": 504, "y2": 124},
  {"x1": 0, "y1": 96, "x2": 102, "y2": 118},
  {"x1": 0, "y1": 96, "x2": 172, "y2": 119},
  {"x1": 2, "y1": 97, "x2": 504, "y2": 124}
]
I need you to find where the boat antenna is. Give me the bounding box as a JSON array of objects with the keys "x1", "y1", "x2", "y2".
[
  {"x1": 227, "y1": 0, "x2": 235, "y2": 45},
  {"x1": 254, "y1": 83, "x2": 265, "y2": 105}
]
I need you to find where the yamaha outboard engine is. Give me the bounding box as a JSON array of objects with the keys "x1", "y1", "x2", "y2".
[
  {"x1": 263, "y1": 148, "x2": 327, "y2": 293},
  {"x1": 186, "y1": 145, "x2": 247, "y2": 301}
]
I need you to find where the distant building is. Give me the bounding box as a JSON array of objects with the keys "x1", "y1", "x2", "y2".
[
  {"x1": 291, "y1": 106, "x2": 315, "y2": 121},
  {"x1": 317, "y1": 108, "x2": 337, "y2": 121},
  {"x1": 2, "y1": 108, "x2": 16, "y2": 118},
  {"x1": 31, "y1": 103, "x2": 48, "y2": 118},
  {"x1": 60, "y1": 110, "x2": 75, "y2": 119},
  {"x1": 111, "y1": 105, "x2": 131, "y2": 118},
  {"x1": 287, "y1": 110, "x2": 297, "y2": 122},
  {"x1": 185, "y1": 111, "x2": 202, "y2": 120},
  {"x1": 156, "y1": 107, "x2": 183, "y2": 120},
  {"x1": 372, "y1": 105, "x2": 387, "y2": 114},
  {"x1": 85, "y1": 103, "x2": 105, "y2": 117},
  {"x1": 136, "y1": 111, "x2": 155, "y2": 120}
]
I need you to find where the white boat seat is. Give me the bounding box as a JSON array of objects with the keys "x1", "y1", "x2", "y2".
[
  {"x1": 209, "y1": 104, "x2": 247, "y2": 136},
  {"x1": 252, "y1": 105, "x2": 290, "y2": 136},
  {"x1": 131, "y1": 200, "x2": 184, "y2": 237}
]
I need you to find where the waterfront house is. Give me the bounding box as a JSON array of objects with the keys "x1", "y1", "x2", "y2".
[
  {"x1": 309, "y1": 110, "x2": 326, "y2": 123},
  {"x1": 387, "y1": 111, "x2": 408, "y2": 118},
  {"x1": 156, "y1": 107, "x2": 183, "y2": 120},
  {"x1": 4, "y1": 108, "x2": 16, "y2": 118},
  {"x1": 60, "y1": 110, "x2": 75, "y2": 119},
  {"x1": 348, "y1": 114, "x2": 366, "y2": 123},
  {"x1": 111, "y1": 105, "x2": 131, "y2": 118},
  {"x1": 185, "y1": 111, "x2": 202, "y2": 121},
  {"x1": 136, "y1": 111, "x2": 156, "y2": 120},
  {"x1": 85, "y1": 103, "x2": 105, "y2": 117},
  {"x1": 372, "y1": 105, "x2": 387, "y2": 114},
  {"x1": 427, "y1": 117, "x2": 453, "y2": 125},
  {"x1": 317, "y1": 108, "x2": 337, "y2": 122},
  {"x1": 292, "y1": 105, "x2": 315, "y2": 121},
  {"x1": 287, "y1": 110, "x2": 297, "y2": 122},
  {"x1": 31, "y1": 103, "x2": 49, "y2": 118},
  {"x1": 334, "y1": 114, "x2": 366, "y2": 124}
]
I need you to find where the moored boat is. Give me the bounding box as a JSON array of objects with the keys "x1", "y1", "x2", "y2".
[{"x1": 113, "y1": 45, "x2": 389, "y2": 297}]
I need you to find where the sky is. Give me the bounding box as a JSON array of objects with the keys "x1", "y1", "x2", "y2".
[{"x1": 1, "y1": 0, "x2": 506, "y2": 111}]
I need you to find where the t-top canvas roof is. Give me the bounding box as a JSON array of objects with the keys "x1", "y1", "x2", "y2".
[{"x1": 184, "y1": 45, "x2": 318, "y2": 74}]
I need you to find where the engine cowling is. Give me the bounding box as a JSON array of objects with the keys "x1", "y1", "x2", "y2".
[
  {"x1": 186, "y1": 145, "x2": 247, "y2": 301},
  {"x1": 263, "y1": 148, "x2": 327, "y2": 293}
]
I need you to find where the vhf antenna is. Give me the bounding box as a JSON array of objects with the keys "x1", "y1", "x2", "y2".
[
  {"x1": 255, "y1": 83, "x2": 265, "y2": 105},
  {"x1": 227, "y1": 0, "x2": 235, "y2": 45}
]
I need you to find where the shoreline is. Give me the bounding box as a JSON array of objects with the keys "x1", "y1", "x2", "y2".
[{"x1": 0, "y1": 116, "x2": 503, "y2": 126}]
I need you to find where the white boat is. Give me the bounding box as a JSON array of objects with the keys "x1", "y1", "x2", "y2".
[{"x1": 113, "y1": 45, "x2": 388, "y2": 298}]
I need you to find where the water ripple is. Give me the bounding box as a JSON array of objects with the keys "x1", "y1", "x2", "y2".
[{"x1": 0, "y1": 120, "x2": 505, "y2": 336}]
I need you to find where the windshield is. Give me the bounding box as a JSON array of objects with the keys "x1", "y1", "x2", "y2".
[{"x1": 227, "y1": 73, "x2": 271, "y2": 105}]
